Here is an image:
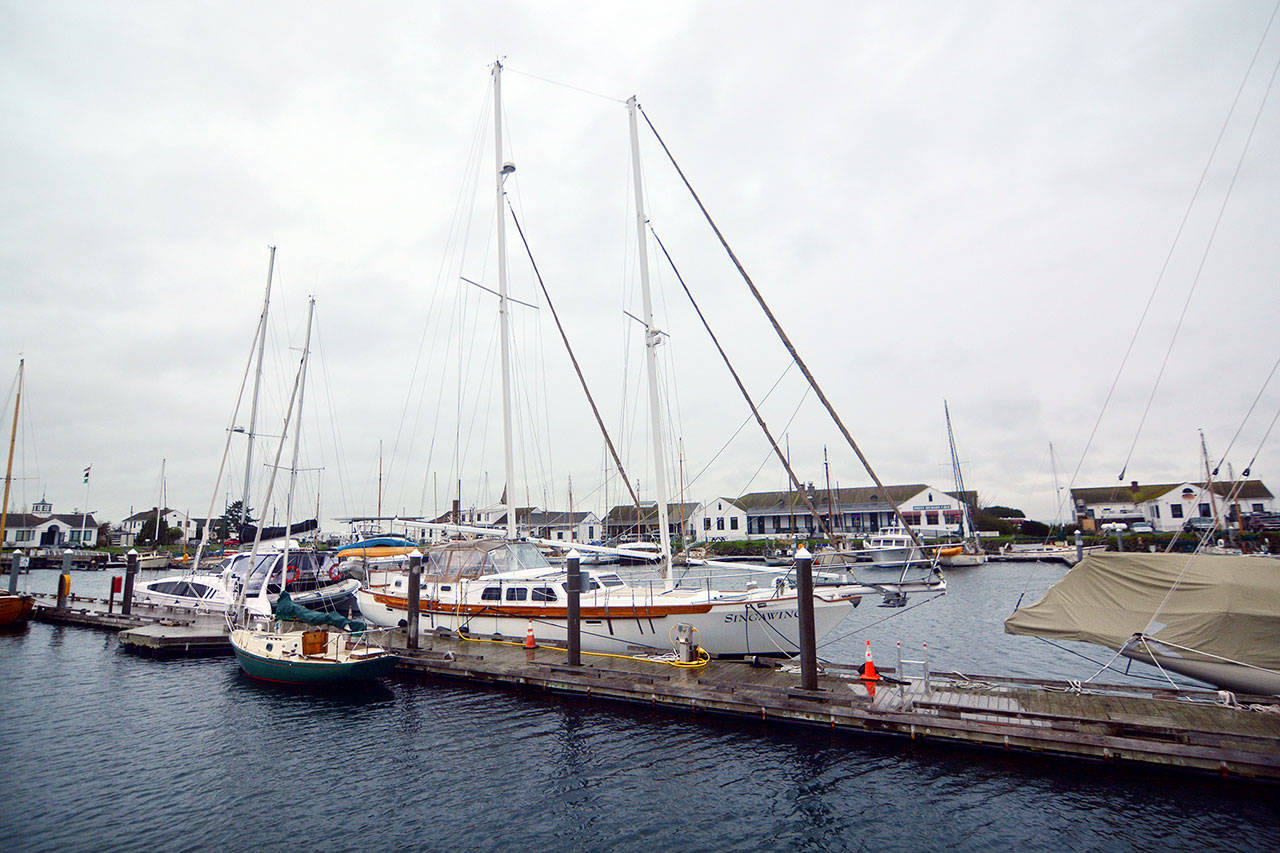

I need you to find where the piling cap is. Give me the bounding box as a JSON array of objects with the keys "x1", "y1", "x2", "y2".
[
  {"x1": 794, "y1": 546, "x2": 812, "y2": 560},
  {"x1": 408, "y1": 549, "x2": 422, "y2": 559},
  {"x1": 126, "y1": 548, "x2": 138, "y2": 556},
  {"x1": 567, "y1": 549, "x2": 580, "y2": 560}
]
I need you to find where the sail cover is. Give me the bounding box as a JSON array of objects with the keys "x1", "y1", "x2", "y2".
[{"x1": 1004, "y1": 552, "x2": 1280, "y2": 670}]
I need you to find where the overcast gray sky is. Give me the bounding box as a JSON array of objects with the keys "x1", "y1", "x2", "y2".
[{"x1": 2, "y1": 1, "x2": 1278, "y2": 533}]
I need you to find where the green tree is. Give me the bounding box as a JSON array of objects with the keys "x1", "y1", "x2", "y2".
[
  {"x1": 217, "y1": 500, "x2": 255, "y2": 540},
  {"x1": 137, "y1": 516, "x2": 180, "y2": 546}
]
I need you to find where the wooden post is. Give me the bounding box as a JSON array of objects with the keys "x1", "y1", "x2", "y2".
[
  {"x1": 56, "y1": 570, "x2": 70, "y2": 610},
  {"x1": 407, "y1": 549, "x2": 422, "y2": 649},
  {"x1": 122, "y1": 549, "x2": 138, "y2": 616},
  {"x1": 795, "y1": 546, "x2": 817, "y2": 691},
  {"x1": 566, "y1": 550, "x2": 581, "y2": 667}
]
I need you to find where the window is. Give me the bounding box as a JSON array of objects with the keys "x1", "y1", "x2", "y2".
[
  {"x1": 901, "y1": 512, "x2": 921, "y2": 526},
  {"x1": 704, "y1": 518, "x2": 711, "y2": 531},
  {"x1": 532, "y1": 587, "x2": 557, "y2": 602},
  {"x1": 730, "y1": 517, "x2": 738, "y2": 530},
  {"x1": 1253, "y1": 503, "x2": 1264, "y2": 513},
  {"x1": 1170, "y1": 504, "x2": 1183, "y2": 519},
  {"x1": 588, "y1": 526, "x2": 596, "y2": 539},
  {"x1": 1153, "y1": 505, "x2": 1160, "y2": 519},
  {"x1": 925, "y1": 512, "x2": 939, "y2": 526},
  {"x1": 505, "y1": 587, "x2": 528, "y2": 601},
  {"x1": 1199, "y1": 503, "x2": 1211, "y2": 518},
  {"x1": 716, "y1": 518, "x2": 724, "y2": 531},
  {"x1": 597, "y1": 574, "x2": 625, "y2": 587},
  {"x1": 481, "y1": 586, "x2": 502, "y2": 601},
  {"x1": 16, "y1": 530, "x2": 32, "y2": 542}
]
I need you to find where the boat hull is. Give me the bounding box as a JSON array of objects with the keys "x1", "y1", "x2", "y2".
[
  {"x1": 1122, "y1": 645, "x2": 1280, "y2": 697},
  {"x1": 229, "y1": 629, "x2": 397, "y2": 684},
  {"x1": 0, "y1": 593, "x2": 34, "y2": 626},
  {"x1": 356, "y1": 588, "x2": 857, "y2": 657}
]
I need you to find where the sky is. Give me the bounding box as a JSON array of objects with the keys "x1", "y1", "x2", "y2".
[{"x1": 2, "y1": 1, "x2": 1278, "y2": 534}]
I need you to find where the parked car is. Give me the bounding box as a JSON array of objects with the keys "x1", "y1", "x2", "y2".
[
  {"x1": 1244, "y1": 512, "x2": 1280, "y2": 531},
  {"x1": 1130, "y1": 522, "x2": 1154, "y2": 534},
  {"x1": 1098, "y1": 522, "x2": 1128, "y2": 532},
  {"x1": 1182, "y1": 517, "x2": 1216, "y2": 534}
]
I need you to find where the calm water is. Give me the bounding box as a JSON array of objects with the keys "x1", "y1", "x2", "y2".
[{"x1": 1, "y1": 562, "x2": 1277, "y2": 852}]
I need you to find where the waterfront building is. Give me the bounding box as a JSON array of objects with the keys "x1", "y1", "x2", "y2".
[
  {"x1": 725, "y1": 483, "x2": 974, "y2": 542},
  {"x1": 1070, "y1": 480, "x2": 1275, "y2": 533},
  {"x1": 1, "y1": 500, "x2": 99, "y2": 548},
  {"x1": 119, "y1": 507, "x2": 204, "y2": 545}
]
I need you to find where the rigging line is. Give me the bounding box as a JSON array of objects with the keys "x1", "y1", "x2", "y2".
[
  {"x1": 737, "y1": 386, "x2": 813, "y2": 498},
  {"x1": 649, "y1": 224, "x2": 834, "y2": 541},
  {"x1": 1058, "y1": 0, "x2": 1280, "y2": 494},
  {"x1": 687, "y1": 361, "x2": 796, "y2": 488},
  {"x1": 1118, "y1": 44, "x2": 1280, "y2": 479},
  {"x1": 818, "y1": 591, "x2": 948, "y2": 649},
  {"x1": 504, "y1": 66, "x2": 627, "y2": 104},
  {"x1": 505, "y1": 198, "x2": 643, "y2": 511},
  {"x1": 639, "y1": 107, "x2": 925, "y2": 551},
  {"x1": 1210, "y1": 344, "x2": 1280, "y2": 473}
]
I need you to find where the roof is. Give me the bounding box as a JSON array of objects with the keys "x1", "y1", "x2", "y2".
[
  {"x1": 731, "y1": 484, "x2": 973, "y2": 512},
  {"x1": 123, "y1": 507, "x2": 178, "y2": 522},
  {"x1": 1071, "y1": 480, "x2": 1274, "y2": 506},
  {"x1": 604, "y1": 502, "x2": 701, "y2": 524},
  {"x1": 526, "y1": 510, "x2": 596, "y2": 526}
]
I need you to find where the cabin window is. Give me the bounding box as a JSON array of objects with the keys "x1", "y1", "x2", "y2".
[
  {"x1": 597, "y1": 574, "x2": 625, "y2": 588},
  {"x1": 1170, "y1": 504, "x2": 1183, "y2": 518},
  {"x1": 189, "y1": 583, "x2": 214, "y2": 598},
  {"x1": 440, "y1": 585, "x2": 451, "y2": 592},
  {"x1": 1198, "y1": 503, "x2": 1210, "y2": 518},
  {"x1": 480, "y1": 586, "x2": 502, "y2": 601},
  {"x1": 532, "y1": 587, "x2": 557, "y2": 602},
  {"x1": 505, "y1": 587, "x2": 528, "y2": 601}
]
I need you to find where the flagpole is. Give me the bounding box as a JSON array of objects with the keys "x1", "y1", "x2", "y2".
[{"x1": 80, "y1": 465, "x2": 91, "y2": 547}]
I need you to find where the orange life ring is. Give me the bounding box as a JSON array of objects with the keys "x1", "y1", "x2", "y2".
[
  {"x1": 328, "y1": 564, "x2": 343, "y2": 582},
  {"x1": 286, "y1": 565, "x2": 300, "y2": 583}
]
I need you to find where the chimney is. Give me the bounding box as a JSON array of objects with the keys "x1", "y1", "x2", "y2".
[{"x1": 1130, "y1": 480, "x2": 1139, "y2": 492}]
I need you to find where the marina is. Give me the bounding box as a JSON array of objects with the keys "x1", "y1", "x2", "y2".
[{"x1": 3, "y1": 561, "x2": 1278, "y2": 851}]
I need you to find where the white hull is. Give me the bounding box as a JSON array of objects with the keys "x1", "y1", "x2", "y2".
[
  {"x1": 866, "y1": 547, "x2": 920, "y2": 566},
  {"x1": 938, "y1": 552, "x2": 987, "y2": 567},
  {"x1": 1122, "y1": 643, "x2": 1280, "y2": 697},
  {"x1": 356, "y1": 586, "x2": 857, "y2": 657}
]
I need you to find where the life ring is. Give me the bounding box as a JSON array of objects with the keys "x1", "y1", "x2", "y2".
[
  {"x1": 328, "y1": 564, "x2": 343, "y2": 582},
  {"x1": 286, "y1": 565, "x2": 300, "y2": 583}
]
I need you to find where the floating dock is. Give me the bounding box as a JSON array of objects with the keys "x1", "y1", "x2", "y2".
[{"x1": 27, "y1": 595, "x2": 1280, "y2": 781}]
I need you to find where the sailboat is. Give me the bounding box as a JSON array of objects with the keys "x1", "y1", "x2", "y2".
[
  {"x1": 227, "y1": 297, "x2": 397, "y2": 684},
  {"x1": 1, "y1": 358, "x2": 35, "y2": 626},
  {"x1": 937, "y1": 402, "x2": 987, "y2": 567},
  {"x1": 356, "y1": 63, "x2": 945, "y2": 656}
]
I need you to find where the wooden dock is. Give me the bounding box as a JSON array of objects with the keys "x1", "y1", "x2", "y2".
[{"x1": 27, "y1": 596, "x2": 1280, "y2": 780}]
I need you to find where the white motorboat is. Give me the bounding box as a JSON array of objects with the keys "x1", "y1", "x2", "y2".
[
  {"x1": 136, "y1": 548, "x2": 359, "y2": 615},
  {"x1": 861, "y1": 528, "x2": 922, "y2": 567},
  {"x1": 357, "y1": 538, "x2": 944, "y2": 657}
]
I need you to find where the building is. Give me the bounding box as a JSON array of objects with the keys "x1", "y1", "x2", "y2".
[
  {"x1": 1070, "y1": 480, "x2": 1275, "y2": 533},
  {"x1": 603, "y1": 502, "x2": 702, "y2": 542},
  {"x1": 728, "y1": 483, "x2": 973, "y2": 542},
  {"x1": 525, "y1": 510, "x2": 602, "y2": 543},
  {"x1": 699, "y1": 497, "x2": 748, "y2": 541},
  {"x1": 1, "y1": 500, "x2": 100, "y2": 548},
  {"x1": 119, "y1": 507, "x2": 204, "y2": 546}
]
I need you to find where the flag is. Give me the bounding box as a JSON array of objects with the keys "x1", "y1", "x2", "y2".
[{"x1": 83, "y1": 465, "x2": 91, "y2": 484}]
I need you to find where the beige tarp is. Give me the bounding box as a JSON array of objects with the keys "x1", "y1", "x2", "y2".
[{"x1": 1004, "y1": 552, "x2": 1280, "y2": 669}]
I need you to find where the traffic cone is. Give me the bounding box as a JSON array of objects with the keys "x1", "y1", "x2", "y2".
[
  {"x1": 861, "y1": 639, "x2": 879, "y2": 681},
  {"x1": 524, "y1": 621, "x2": 537, "y2": 649}
]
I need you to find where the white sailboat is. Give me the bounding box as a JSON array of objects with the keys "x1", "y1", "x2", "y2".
[
  {"x1": 937, "y1": 402, "x2": 987, "y2": 567},
  {"x1": 356, "y1": 63, "x2": 945, "y2": 656}
]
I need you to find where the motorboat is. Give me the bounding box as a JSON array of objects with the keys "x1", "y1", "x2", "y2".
[
  {"x1": 356, "y1": 538, "x2": 945, "y2": 657},
  {"x1": 136, "y1": 547, "x2": 359, "y2": 615},
  {"x1": 860, "y1": 528, "x2": 922, "y2": 567}
]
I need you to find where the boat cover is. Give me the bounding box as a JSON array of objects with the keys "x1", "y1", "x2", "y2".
[
  {"x1": 273, "y1": 591, "x2": 367, "y2": 633},
  {"x1": 1004, "y1": 552, "x2": 1280, "y2": 670}
]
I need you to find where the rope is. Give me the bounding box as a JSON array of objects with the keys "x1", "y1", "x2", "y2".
[{"x1": 817, "y1": 591, "x2": 947, "y2": 650}]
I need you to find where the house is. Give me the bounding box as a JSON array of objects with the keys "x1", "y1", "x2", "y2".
[
  {"x1": 120, "y1": 507, "x2": 204, "y2": 545},
  {"x1": 525, "y1": 510, "x2": 602, "y2": 543},
  {"x1": 731, "y1": 483, "x2": 974, "y2": 541},
  {"x1": 603, "y1": 502, "x2": 702, "y2": 543},
  {"x1": 1071, "y1": 480, "x2": 1275, "y2": 533},
  {"x1": 1, "y1": 500, "x2": 100, "y2": 548},
  {"x1": 699, "y1": 498, "x2": 748, "y2": 541}
]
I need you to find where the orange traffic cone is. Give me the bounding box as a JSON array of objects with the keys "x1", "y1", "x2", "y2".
[
  {"x1": 861, "y1": 639, "x2": 879, "y2": 681},
  {"x1": 524, "y1": 621, "x2": 537, "y2": 649}
]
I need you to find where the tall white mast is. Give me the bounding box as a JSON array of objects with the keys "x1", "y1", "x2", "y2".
[
  {"x1": 493, "y1": 61, "x2": 517, "y2": 541},
  {"x1": 627, "y1": 95, "x2": 672, "y2": 581},
  {"x1": 241, "y1": 245, "x2": 275, "y2": 529}
]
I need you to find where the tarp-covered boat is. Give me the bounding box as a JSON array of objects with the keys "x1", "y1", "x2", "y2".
[{"x1": 1005, "y1": 552, "x2": 1280, "y2": 695}]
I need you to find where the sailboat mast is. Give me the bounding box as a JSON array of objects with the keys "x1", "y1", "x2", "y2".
[
  {"x1": 493, "y1": 60, "x2": 517, "y2": 541},
  {"x1": 944, "y1": 401, "x2": 969, "y2": 539},
  {"x1": 241, "y1": 246, "x2": 275, "y2": 529},
  {"x1": 1200, "y1": 429, "x2": 1221, "y2": 529},
  {"x1": 1, "y1": 359, "x2": 23, "y2": 587},
  {"x1": 154, "y1": 459, "x2": 165, "y2": 546},
  {"x1": 627, "y1": 95, "x2": 672, "y2": 579},
  {"x1": 283, "y1": 297, "x2": 316, "y2": 571}
]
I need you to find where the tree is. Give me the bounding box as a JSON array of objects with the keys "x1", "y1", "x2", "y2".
[
  {"x1": 137, "y1": 516, "x2": 180, "y2": 546},
  {"x1": 217, "y1": 500, "x2": 255, "y2": 541}
]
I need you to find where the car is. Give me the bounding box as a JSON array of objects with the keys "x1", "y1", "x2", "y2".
[
  {"x1": 1098, "y1": 522, "x2": 1128, "y2": 532},
  {"x1": 1244, "y1": 512, "x2": 1280, "y2": 531},
  {"x1": 1130, "y1": 522, "x2": 1154, "y2": 534},
  {"x1": 1182, "y1": 517, "x2": 1216, "y2": 533}
]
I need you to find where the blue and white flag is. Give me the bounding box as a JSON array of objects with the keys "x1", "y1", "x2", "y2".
[{"x1": 83, "y1": 465, "x2": 91, "y2": 484}]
